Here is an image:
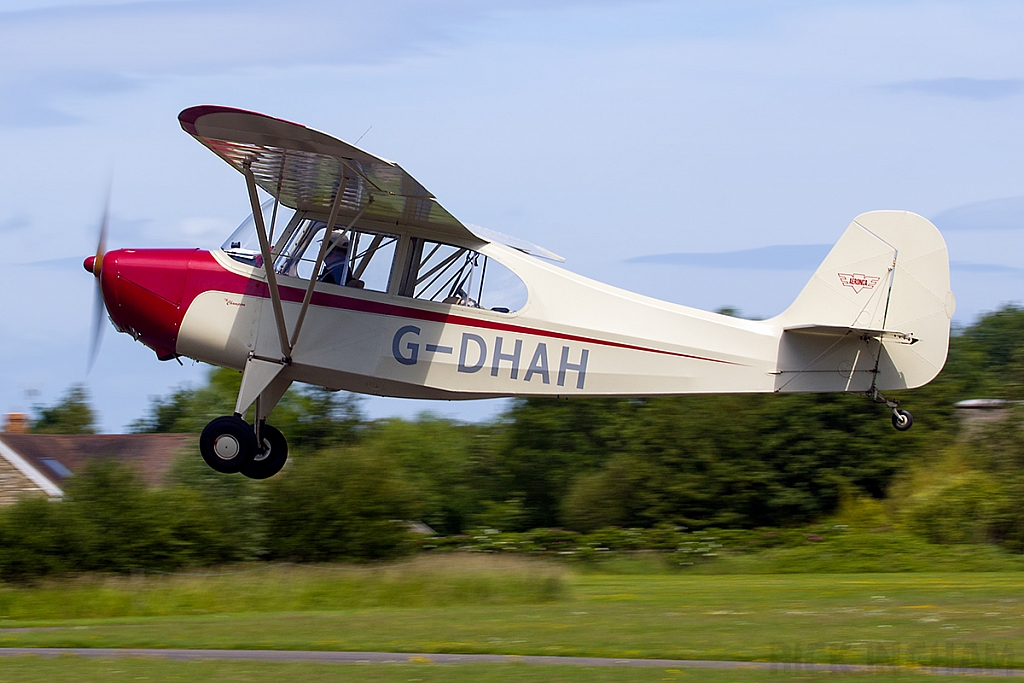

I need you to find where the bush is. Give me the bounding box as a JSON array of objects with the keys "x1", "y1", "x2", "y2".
[
  {"x1": 903, "y1": 471, "x2": 1009, "y2": 545},
  {"x1": 61, "y1": 459, "x2": 181, "y2": 571},
  {"x1": 0, "y1": 497, "x2": 82, "y2": 581},
  {"x1": 0, "y1": 460, "x2": 256, "y2": 582},
  {"x1": 263, "y1": 446, "x2": 418, "y2": 562}
]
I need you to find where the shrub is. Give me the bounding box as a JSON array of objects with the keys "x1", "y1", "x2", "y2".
[
  {"x1": 263, "y1": 447, "x2": 418, "y2": 562},
  {"x1": 0, "y1": 460, "x2": 258, "y2": 582},
  {"x1": 903, "y1": 471, "x2": 1008, "y2": 545},
  {"x1": 0, "y1": 497, "x2": 82, "y2": 581}
]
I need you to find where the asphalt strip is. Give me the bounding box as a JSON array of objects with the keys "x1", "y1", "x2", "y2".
[{"x1": 0, "y1": 648, "x2": 1022, "y2": 676}]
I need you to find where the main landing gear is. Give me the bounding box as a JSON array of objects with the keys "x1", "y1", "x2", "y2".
[
  {"x1": 200, "y1": 415, "x2": 289, "y2": 478},
  {"x1": 200, "y1": 355, "x2": 294, "y2": 478},
  {"x1": 870, "y1": 389, "x2": 913, "y2": 432}
]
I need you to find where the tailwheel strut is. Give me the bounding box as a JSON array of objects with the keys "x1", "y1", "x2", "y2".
[{"x1": 869, "y1": 388, "x2": 913, "y2": 432}]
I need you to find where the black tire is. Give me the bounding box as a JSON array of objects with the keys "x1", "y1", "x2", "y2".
[
  {"x1": 241, "y1": 423, "x2": 288, "y2": 479},
  {"x1": 200, "y1": 415, "x2": 257, "y2": 474},
  {"x1": 892, "y1": 409, "x2": 913, "y2": 431}
]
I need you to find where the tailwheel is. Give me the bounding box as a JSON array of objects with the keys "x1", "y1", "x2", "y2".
[
  {"x1": 241, "y1": 423, "x2": 289, "y2": 480},
  {"x1": 200, "y1": 415, "x2": 257, "y2": 474},
  {"x1": 891, "y1": 409, "x2": 913, "y2": 432},
  {"x1": 869, "y1": 389, "x2": 914, "y2": 432}
]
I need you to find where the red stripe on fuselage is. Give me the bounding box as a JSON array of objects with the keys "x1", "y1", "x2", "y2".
[{"x1": 183, "y1": 251, "x2": 742, "y2": 366}]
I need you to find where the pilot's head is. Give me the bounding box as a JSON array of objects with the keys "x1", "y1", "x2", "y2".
[{"x1": 325, "y1": 231, "x2": 349, "y2": 264}]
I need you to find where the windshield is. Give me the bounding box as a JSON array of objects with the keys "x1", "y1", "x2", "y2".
[{"x1": 222, "y1": 198, "x2": 296, "y2": 266}]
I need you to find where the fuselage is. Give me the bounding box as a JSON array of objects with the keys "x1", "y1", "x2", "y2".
[{"x1": 94, "y1": 242, "x2": 787, "y2": 399}]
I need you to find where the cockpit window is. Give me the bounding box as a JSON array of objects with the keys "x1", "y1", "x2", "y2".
[
  {"x1": 222, "y1": 198, "x2": 297, "y2": 266},
  {"x1": 221, "y1": 206, "x2": 525, "y2": 310},
  {"x1": 398, "y1": 237, "x2": 527, "y2": 313},
  {"x1": 273, "y1": 218, "x2": 398, "y2": 293}
]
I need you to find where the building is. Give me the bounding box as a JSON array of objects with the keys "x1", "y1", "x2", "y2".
[
  {"x1": 1, "y1": 413, "x2": 29, "y2": 434},
  {"x1": 0, "y1": 432, "x2": 195, "y2": 505},
  {"x1": 954, "y1": 399, "x2": 1023, "y2": 437}
]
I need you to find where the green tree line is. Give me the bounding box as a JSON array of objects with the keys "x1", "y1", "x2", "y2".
[{"x1": 2, "y1": 305, "x2": 1023, "y2": 578}]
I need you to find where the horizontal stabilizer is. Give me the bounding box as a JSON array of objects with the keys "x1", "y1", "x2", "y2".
[{"x1": 784, "y1": 324, "x2": 918, "y2": 345}]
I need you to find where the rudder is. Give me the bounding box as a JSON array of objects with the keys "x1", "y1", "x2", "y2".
[{"x1": 772, "y1": 211, "x2": 954, "y2": 392}]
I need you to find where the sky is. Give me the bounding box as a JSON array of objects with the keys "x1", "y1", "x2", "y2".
[{"x1": 2, "y1": 0, "x2": 1023, "y2": 432}]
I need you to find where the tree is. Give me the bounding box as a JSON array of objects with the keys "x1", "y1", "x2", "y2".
[
  {"x1": 502, "y1": 390, "x2": 932, "y2": 531},
  {"x1": 131, "y1": 367, "x2": 364, "y2": 453},
  {"x1": 359, "y1": 416, "x2": 499, "y2": 534},
  {"x1": 263, "y1": 446, "x2": 417, "y2": 561},
  {"x1": 491, "y1": 397, "x2": 632, "y2": 529},
  {"x1": 31, "y1": 385, "x2": 96, "y2": 434}
]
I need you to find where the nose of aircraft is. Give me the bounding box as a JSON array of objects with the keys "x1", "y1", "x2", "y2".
[{"x1": 94, "y1": 249, "x2": 196, "y2": 361}]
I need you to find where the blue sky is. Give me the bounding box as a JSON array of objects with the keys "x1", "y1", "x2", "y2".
[{"x1": 2, "y1": 0, "x2": 1023, "y2": 431}]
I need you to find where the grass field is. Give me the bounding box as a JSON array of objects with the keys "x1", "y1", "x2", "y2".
[
  {"x1": 0, "y1": 656, "x2": 992, "y2": 683},
  {"x1": 1, "y1": 556, "x2": 1023, "y2": 671},
  {"x1": 0, "y1": 555, "x2": 566, "y2": 620}
]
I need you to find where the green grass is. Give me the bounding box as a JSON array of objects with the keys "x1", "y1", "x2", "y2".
[
  {"x1": 453, "y1": 525, "x2": 1024, "y2": 574},
  {"x1": 0, "y1": 555, "x2": 565, "y2": 620},
  {"x1": 2, "y1": 559, "x2": 1024, "y2": 670},
  {"x1": 681, "y1": 530, "x2": 1024, "y2": 574},
  {"x1": 0, "y1": 657, "x2": 994, "y2": 683}
]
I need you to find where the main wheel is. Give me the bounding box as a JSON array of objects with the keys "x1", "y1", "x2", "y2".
[
  {"x1": 892, "y1": 409, "x2": 913, "y2": 431},
  {"x1": 241, "y1": 423, "x2": 288, "y2": 479},
  {"x1": 200, "y1": 415, "x2": 257, "y2": 474}
]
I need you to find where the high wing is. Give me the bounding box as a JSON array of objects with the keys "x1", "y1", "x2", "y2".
[{"x1": 179, "y1": 105, "x2": 563, "y2": 261}]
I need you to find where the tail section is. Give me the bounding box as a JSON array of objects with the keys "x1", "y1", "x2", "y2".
[{"x1": 772, "y1": 211, "x2": 954, "y2": 393}]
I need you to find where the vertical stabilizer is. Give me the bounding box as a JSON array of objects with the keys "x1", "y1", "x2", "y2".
[{"x1": 772, "y1": 211, "x2": 954, "y2": 392}]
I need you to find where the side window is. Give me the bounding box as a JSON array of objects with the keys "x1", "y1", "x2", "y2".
[
  {"x1": 399, "y1": 238, "x2": 527, "y2": 313},
  {"x1": 346, "y1": 230, "x2": 398, "y2": 292},
  {"x1": 273, "y1": 219, "x2": 398, "y2": 293}
]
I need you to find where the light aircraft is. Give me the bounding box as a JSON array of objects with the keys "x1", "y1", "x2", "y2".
[{"x1": 84, "y1": 105, "x2": 955, "y2": 479}]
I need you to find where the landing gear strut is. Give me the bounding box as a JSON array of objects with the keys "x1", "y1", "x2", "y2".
[
  {"x1": 870, "y1": 389, "x2": 913, "y2": 432},
  {"x1": 199, "y1": 357, "x2": 294, "y2": 478},
  {"x1": 199, "y1": 415, "x2": 289, "y2": 477}
]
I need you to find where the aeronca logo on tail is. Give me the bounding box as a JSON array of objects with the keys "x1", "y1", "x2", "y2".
[{"x1": 838, "y1": 273, "x2": 880, "y2": 294}]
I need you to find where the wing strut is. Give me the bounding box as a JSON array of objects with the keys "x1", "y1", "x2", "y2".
[
  {"x1": 242, "y1": 165, "x2": 374, "y2": 360},
  {"x1": 237, "y1": 164, "x2": 375, "y2": 419},
  {"x1": 290, "y1": 180, "x2": 373, "y2": 350},
  {"x1": 244, "y1": 164, "x2": 292, "y2": 361}
]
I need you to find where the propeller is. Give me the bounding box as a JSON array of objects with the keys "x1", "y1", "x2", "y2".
[{"x1": 85, "y1": 191, "x2": 110, "y2": 373}]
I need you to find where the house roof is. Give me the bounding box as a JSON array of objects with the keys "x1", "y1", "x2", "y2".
[{"x1": 0, "y1": 433, "x2": 195, "y2": 494}]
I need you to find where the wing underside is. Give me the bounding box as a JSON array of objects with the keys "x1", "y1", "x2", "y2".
[
  {"x1": 179, "y1": 106, "x2": 563, "y2": 261},
  {"x1": 180, "y1": 105, "x2": 474, "y2": 244}
]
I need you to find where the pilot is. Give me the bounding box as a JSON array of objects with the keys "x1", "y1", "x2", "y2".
[{"x1": 319, "y1": 232, "x2": 350, "y2": 285}]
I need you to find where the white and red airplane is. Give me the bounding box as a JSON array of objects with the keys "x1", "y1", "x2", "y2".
[{"x1": 85, "y1": 106, "x2": 955, "y2": 479}]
